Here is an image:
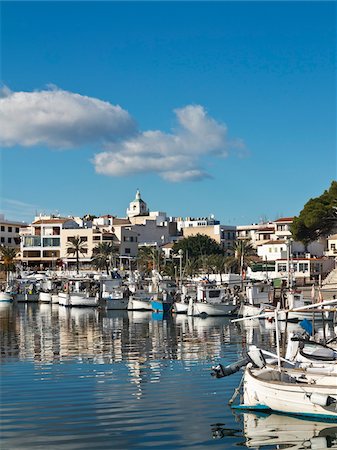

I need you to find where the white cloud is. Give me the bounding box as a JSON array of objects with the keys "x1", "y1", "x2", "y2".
[
  {"x1": 93, "y1": 104, "x2": 243, "y2": 182},
  {"x1": 0, "y1": 86, "x2": 136, "y2": 148},
  {"x1": 0, "y1": 85, "x2": 246, "y2": 182}
]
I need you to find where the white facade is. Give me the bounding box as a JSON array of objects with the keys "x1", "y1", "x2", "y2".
[{"x1": 175, "y1": 215, "x2": 219, "y2": 232}]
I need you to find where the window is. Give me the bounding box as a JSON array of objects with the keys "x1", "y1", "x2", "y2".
[
  {"x1": 15, "y1": 227, "x2": 20, "y2": 233},
  {"x1": 0, "y1": 237, "x2": 4, "y2": 243},
  {"x1": 93, "y1": 236, "x2": 101, "y2": 241},
  {"x1": 331, "y1": 244, "x2": 336, "y2": 250},
  {"x1": 299, "y1": 263, "x2": 308, "y2": 272},
  {"x1": 125, "y1": 248, "x2": 131, "y2": 254},
  {"x1": 0, "y1": 226, "x2": 4, "y2": 232},
  {"x1": 278, "y1": 263, "x2": 287, "y2": 272},
  {"x1": 8, "y1": 237, "x2": 12, "y2": 244},
  {"x1": 8, "y1": 226, "x2": 12, "y2": 232},
  {"x1": 43, "y1": 237, "x2": 60, "y2": 247},
  {"x1": 80, "y1": 236, "x2": 88, "y2": 242}
]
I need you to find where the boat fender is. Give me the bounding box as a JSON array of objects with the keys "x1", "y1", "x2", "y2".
[
  {"x1": 309, "y1": 393, "x2": 337, "y2": 407},
  {"x1": 211, "y1": 357, "x2": 250, "y2": 378}
]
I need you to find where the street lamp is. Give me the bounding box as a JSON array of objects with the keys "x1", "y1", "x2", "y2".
[
  {"x1": 286, "y1": 238, "x2": 293, "y2": 289},
  {"x1": 178, "y1": 249, "x2": 183, "y2": 287}
]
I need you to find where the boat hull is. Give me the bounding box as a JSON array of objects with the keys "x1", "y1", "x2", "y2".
[
  {"x1": 128, "y1": 297, "x2": 152, "y2": 311},
  {"x1": 69, "y1": 294, "x2": 98, "y2": 307},
  {"x1": 174, "y1": 301, "x2": 188, "y2": 313},
  {"x1": 39, "y1": 292, "x2": 52, "y2": 303},
  {"x1": 188, "y1": 301, "x2": 236, "y2": 316},
  {"x1": 151, "y1": 300, "x2": 172, "y2": 313},
  {"x1": 106, "y1": 298, "x2": 129, "y2": 310},
  {"x1": 242, "y1": 366, "x2": 337, "y2": 419}
]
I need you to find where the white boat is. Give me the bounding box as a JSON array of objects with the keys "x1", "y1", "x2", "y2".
[
  {"x1": 58, "y1": 292, "x2": 70, "y2": 306},
  {"x1": 101, "y1": 278, "x2": 129, "y2": 310},
  {"x1": 174, "y1": 284, "x2": 197, "y2": 314},
  {"x1": 187, "y1": 283, "x2": 238, "y2": 317},
  {"x1": 39, "y1": 292, "x2": 52, "y2": 303},
  {"x1": 57, "y1": 278, "x2": 100, "y2": 307},
  {"x1": 243, "y1": 412, "x2": 337, "y2": 448},
  {"x1": 69, "y1": 292, "x2": 99, "y2": 307},
  {"x1": 127, "y1": 293, "x2": 152, "y2": 311},
  {"x1": 240, "y1": 364, "x2": 337, "y2": 419},
  {"x1": 238, "y1": 284, "x2": 273, "y2": 318},
  {"x1": 0, "y1": 291, "x2": 14, "y2": 306}
]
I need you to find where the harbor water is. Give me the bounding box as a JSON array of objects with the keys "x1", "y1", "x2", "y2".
[{"x1": 1, "y1": 304, "x2": 336, "y2": 449}]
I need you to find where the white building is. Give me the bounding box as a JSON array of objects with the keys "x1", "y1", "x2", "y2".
[{"x1": 126, "y1": 190, "x2": 178, "y2": 247}]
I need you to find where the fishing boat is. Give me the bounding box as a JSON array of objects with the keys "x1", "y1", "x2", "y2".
[
  {"x1": 187, "y1": 283, "x2": 238, "y2": 317},
  {"x1": 151, "y1": 291, "x2": 174, "y2": 314},
  {"x1": 57, "y1": 278, "x2": 99, "y2": 307},
  {"x1": 127, "y1": 292, "x2": 153, "y2": 311},
  {"x1": 240, "y1": 364, "x2": 337, "y2": 420},
  {"x1": 101, "y1": 278, "x2": 129, "y2": 310},
  {"x1": 150, "y1": 279, "x2": 177, "y2": 314},
  {"x1": 212, "y1": 303, "x2": 337, "y2": 420},
  {"x1": 173, "y1": 283, "x2": 197, "y2": 314},
  {"x1": 238, "y1": 283, "x2": 273, "y2": 318}
]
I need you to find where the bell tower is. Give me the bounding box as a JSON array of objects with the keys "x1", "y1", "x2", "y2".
[{"x1": 126, "y1": 189, "x2": 149, "y2": 217}]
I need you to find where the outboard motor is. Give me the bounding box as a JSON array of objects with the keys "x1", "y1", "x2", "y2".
[{"x1": 211, "y1": 357, "x2": 250, "y2": 378}]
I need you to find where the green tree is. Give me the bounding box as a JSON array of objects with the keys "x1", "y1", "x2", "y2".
[
  {"x1": 66, "y1": 236, "x2": 88, "y2": 274},
  {"x1": 92, "y1": 242, "x2": 119, "y2": 274},
  {"x1": 0, "y1": 245, "x2": 18, "y2": 284},
  {"x1": 172, "y1": 234, "x2": 224, "y2": 260},
  {"x1": 292, "y1": 181, "x2": 337, "y2": 244}
]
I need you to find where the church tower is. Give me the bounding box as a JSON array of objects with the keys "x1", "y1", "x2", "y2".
[{"x1": 126, "y1": 189, "x2": 149, "y2": 218}]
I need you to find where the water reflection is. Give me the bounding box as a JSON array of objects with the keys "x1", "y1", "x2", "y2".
[
  {"x1": 1, "y1": 304, "x2": 336, "y2": 449},
  {"x1": 242, "y1": 412, "x2": 337, "y2": 449}
]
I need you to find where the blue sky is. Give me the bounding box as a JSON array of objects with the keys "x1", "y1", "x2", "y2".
[{"x1": 1, "y1": 1, "x2": 336, "y2": 225}]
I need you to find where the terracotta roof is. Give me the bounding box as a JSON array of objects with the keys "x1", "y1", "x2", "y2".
[
  {"x1": 274, "y1": 217, "x2": 294, "y2": 223},
  {"x1": 33, "y1": 218, "x2": 72, "y2": 225},
  {"x1": 328, "y1": 234, "x2": 337, "y2": 240},
  {"x1": 262, "y1": 240, "x2": 286, "y2": 245}
]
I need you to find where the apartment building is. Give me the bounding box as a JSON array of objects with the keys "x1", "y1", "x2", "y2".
[{"x1": 0, "y1": 214, "x2": 27, "y2": 250}]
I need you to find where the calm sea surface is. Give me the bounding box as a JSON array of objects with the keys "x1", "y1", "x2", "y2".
[{"x1": 1, "y1": 304, "x2": 336, "y2": 449}]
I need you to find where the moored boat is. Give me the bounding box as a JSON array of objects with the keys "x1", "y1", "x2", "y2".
[
  {"x1": 187, "y1": 283, "x2": 238, "y2": 317},
  {"x1": 0, "y1": 291, "x2": 14, "y2": 306}
]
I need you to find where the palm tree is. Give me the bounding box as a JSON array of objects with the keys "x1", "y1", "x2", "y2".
[
  {"x1": 66, "y1": 236, "x2": 88, "y2": 274},
  {"x1": 92, "y1": 242, "x2": 119, "y2": 274},
  {"x1": 0, "y1": 245, "x2": 18, "y2": 285},
  {"x1": 227, "y1": 239, "x2": 256, "y2": 289},
  {"x1": 137, "y1": 246, "x2": 164, "y2": 275},
  {"x1": 212, "y1": 254, "x2": 229, "y2": 283}
]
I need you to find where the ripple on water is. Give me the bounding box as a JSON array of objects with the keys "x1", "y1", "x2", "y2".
[{"x1": 1, "y1": 304, "x2": 335, "y2": 449}]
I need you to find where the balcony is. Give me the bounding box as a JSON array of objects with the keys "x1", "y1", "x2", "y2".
[{"x1": 23, "y1": 236, "x2": 42, "y2": 248}]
